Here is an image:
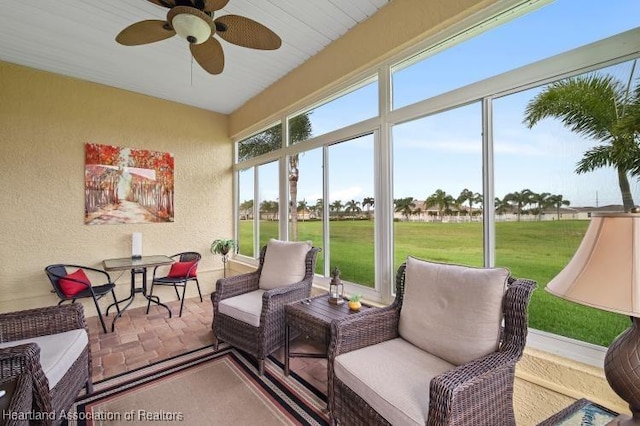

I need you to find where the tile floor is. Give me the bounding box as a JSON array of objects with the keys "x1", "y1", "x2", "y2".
[{"x1": 86, "y1": 295, "x2": 329, "y2": 394}]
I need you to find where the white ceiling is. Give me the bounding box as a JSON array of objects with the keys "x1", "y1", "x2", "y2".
[{"x1": 0, "y1": 0, "x2": 389, "y2": 114}]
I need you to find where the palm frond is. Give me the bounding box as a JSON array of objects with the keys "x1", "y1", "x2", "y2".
[{"x1": 523, "y1": 74, "x2": 624, "y2": 141}]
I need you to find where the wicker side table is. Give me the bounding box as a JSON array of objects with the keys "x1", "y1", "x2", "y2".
[
  {"x1": 284, "y1": 294, "x2": 372, "y2": 376},
  {"x1": 0, "y1": 374, "x2": 32, "y2": 426}
]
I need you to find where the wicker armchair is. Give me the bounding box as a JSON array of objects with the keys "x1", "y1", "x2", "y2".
[
  {"x1": 212, "y1": 240, "x2": 320, "y2": 375},
  {"x1": 0, "y1": 304, "x2": 91, "y2": 426},
  {"x1": 328, "y1": 258, "x2": 536, "y2": 426}
]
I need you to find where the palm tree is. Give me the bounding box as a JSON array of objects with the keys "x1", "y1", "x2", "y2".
[
  {"x1": 344, "y1": 199, "x2": 362, "y2": 220},
  {"x1": 238, "y1": 114, "x2": 312, "y2": 240},
  {"x1": 239, "y1": 199, "x2": 254, "y2": 220},
  {"x1": 412, "y1": 207, "x2": 423, "y2": 221},
  {"x1": 297, "y1": 199, "x2": 308, "y2": 222},
  {"x1": 330, "y1": 200, "x2": 344, "y2": 220},
  {"x1": 494, "y1": 197, "x2": 510, "y2": 217},
  {"x1": 504, "y1": 189, "x2": 533, "y2": 221},
  {"x1": 394, "y1": 197, "x2": 416, "y2": 221},
  {"x1": 529, "y1": 192, "x2": 551, "y2": 220},
  {"x1": 524, "y1": 70, "x2": 640, "y2": 211},
  {"x1": 457, "y1": 188, "x2": 481, "y2": 220},
  {"x1": 425, "y1": 189, "x2": 454, "y2": 221},
  {"x1": 313, "y1": 198, "x2": 324, "y2": 220},
  {"x1": 548, "y1": 194, "x2": 571, "y2": 220},
  {"x1": 260, "y1": 200, "x2": 278, "y2": 221},
  {"x1": 362, "y1": 197, "x2": 375, "y2": 219},
  {"x1": 618, "y1": 77, "x2": 640, "y2": 178}
]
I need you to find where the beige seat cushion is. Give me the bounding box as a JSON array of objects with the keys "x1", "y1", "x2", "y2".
[
  {"x1": 218, "y1": 289, "x2": 266, "y2": 327},
  {"x1": 334, "y1": 338, "x2": 454, "y2": 426},
  {"x1": 258, "y1": 239, "x2": 312, "y2": 290},
  {"x1": 0, "y1": 329, "x2": 88, "y2": 388},
  {"x1": 398, "y1": 256, "x2": 509, "y2": 366}
]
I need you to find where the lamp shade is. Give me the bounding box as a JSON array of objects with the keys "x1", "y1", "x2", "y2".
[{"x1": 546, "y1": 212, "x2": 640, "y2": 317}]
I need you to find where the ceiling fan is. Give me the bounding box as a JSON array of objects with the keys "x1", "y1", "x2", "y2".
[{"x1": 115, "y1": 0, "x2": 282, "y2": 75}]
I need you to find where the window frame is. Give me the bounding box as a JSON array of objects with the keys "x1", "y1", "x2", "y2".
[{"x1": 233, "y1": 0, "x2": 640, "y2": 364}]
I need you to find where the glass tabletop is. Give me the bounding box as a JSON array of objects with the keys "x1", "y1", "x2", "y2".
[{"x1": 103, "y1": 255, "x2": 174, "y2": 271}]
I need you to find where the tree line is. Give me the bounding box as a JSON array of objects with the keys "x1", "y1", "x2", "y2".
[{"x1": 239, "y1": 189, "x2": 571, "y2": 222}]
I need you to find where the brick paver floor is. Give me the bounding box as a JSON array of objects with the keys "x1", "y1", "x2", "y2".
[{"x1": 86, "y1": 296, "x2": 328, "y2": 394}]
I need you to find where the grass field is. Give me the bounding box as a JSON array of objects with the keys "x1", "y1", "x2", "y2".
[{"x1": 239, "y1": 219, "x2": 628, "y2": 346}]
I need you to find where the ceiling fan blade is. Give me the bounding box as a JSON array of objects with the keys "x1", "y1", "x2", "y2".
[
  {"x1": 203, "y1": 0, "x2": 229, "y2": 11},
  {"x1": 214, "y1": 15, "x2": 282, "y2": 50},
  {"x1": 190, "y1": 37, "x2": 225, "y2": 74},
  {"x1": 116, "y1": 20, "x2": 176, "y2": 46},
  {"x1": 145, "y1": 0, "x2": 176, "y2": 8}
]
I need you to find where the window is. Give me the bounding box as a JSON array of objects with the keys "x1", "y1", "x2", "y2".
[
  {"x1": 493, "y1": 59, "x2": 640, "y2": 346},
  {"x1": 327, "y1": 134, "x2": 375, "y2": 287},
  {"x1": 234, "y1": 0, "x2": 640, "y2": 348},
  {"x1": 288, "y1": 79, "x2": 378, "y2": 145},
  {"x1": 288, "y1": 147, "x2": 324, "y2": 274},
  {"x1": 237, "y1": 168, "x2": 254, "y2": 258},
  {"x1": 257, "y1": 161, "x2": 279, "y2": 247},
  {"x1": 392, "y1": 103, "x2": 484, "y2": 274},
  {"x1": 391, "y1": 0, "x2": 640, "y2": 110}
]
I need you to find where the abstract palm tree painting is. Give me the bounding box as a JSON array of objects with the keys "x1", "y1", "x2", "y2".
[{"x1": 84, "y1": 143, "x2": 174, "y2": 225}]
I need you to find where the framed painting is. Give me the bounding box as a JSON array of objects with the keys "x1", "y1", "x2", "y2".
[{"x1": 84, "y1": 143, "x2": 174, "y2": 225}]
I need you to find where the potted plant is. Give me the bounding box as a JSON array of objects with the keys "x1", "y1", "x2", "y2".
[
  {"x1": 210, "y1": 238, "x2": 237, "y2": 277},
  {"x1": 348, "y1": 293, "x2": 362, "y2": 312},
  {"x1": 210, "y1": 238, "x2": 237, "y2": 256}
]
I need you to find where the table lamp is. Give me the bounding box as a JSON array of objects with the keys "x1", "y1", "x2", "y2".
[{"x1": 546, "y1": 212, "x2": 640, "y2": 425}]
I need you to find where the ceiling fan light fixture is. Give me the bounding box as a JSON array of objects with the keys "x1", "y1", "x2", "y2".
[{"x1": 168, "y1": 7, "x2": 212, "y2": 45}]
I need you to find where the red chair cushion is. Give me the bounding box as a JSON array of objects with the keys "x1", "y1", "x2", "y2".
[
  {"x1": 59, "y1": 269, "x2": 90, "y2": 297},
  {"x1": 168, "y1": 261, "x2": 197, "y2": 278}
]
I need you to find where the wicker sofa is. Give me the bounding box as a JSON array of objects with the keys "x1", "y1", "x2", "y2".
[
  {"x1": 212, "y1": 239, "x2": 320, "y2": 375},
  {"x1": 0, "y1": 304, "x2": 91, "y2": 426},
  {"x1": 328, "y1": 257, "x2": 536, "y2": 426}
]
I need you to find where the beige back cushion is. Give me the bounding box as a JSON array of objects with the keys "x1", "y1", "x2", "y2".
[
  {"x1": 258, "y1": 239, "x2": 312, "y2": 290},
  {"x1": 398, "y1": 256, "x2": 509, "y2": 366}
]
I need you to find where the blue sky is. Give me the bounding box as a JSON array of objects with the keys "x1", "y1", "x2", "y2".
[{"x1": 246, "y1": 0, "x2": 640, "y2": 210}]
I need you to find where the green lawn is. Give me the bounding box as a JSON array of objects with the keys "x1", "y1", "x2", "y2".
[{"x1": 239, "y1": 219, "x2": 628, "y2": 346}]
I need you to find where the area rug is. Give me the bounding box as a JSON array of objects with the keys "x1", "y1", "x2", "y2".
[{"x1": 70, "y1": 346, "x2": 329, "y2": 425}]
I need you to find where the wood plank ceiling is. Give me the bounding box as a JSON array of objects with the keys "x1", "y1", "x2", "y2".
[{"x1": 0, "y1": 0, "x2": 389, "y2": 114}]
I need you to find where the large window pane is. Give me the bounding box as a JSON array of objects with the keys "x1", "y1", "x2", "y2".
[
  {"x1": 288, "y1": 148, "x2": 324, "y2": 274},
  {"x1": 392, "y1": 104, "x2": 483, "y2": 274},
  {"x1": 392, "y1": 0, "x2": 640, "y2": 110},
  {"x1": 328, "y1": 134, "x2": 375, "y2": 287},
  {"x1": 258, "y1": 161, "x2": 279, "y2": 247},
  {"x1": 289, "y1": 80, "x2": 378, "y2": 145},
  {"x1": 493, "y1": 60, "x2": 640, "y2": 346},
  {"x1": 237, "y1": 168, "x2": 254, "y2": 258}
]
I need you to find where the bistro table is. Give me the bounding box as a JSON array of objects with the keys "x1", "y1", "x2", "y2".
[
  {"x1": 103, "y1": 255, "x2": 174, "y2": 331},
  {"x1": 284, "y1": 294, "x2": 373, "y2": 376}
]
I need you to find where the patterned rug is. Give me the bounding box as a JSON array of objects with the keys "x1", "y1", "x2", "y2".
[{"x1": 70, "y1": 346, "x2": 329, "y2": 425}]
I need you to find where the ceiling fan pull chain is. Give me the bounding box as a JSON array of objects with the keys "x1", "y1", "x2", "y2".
[{"x1": 190, "y1": 55, "x2": 194, "y2": 86}]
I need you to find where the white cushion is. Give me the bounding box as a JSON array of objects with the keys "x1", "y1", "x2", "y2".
[
  {"x1": 398, "y1": 256, "x2": 509, "y2": 366},
  {"x1": 258, "y1": 239, "x2": 312, "y2": 290},
  {"x1": 0, "y1": 329, "x2": 88, "y2": 388},
  {"x1": 218, "y1": 289, "x2": 266, "y2": 327},
  {"x1": 334, "y1": 338, "x2": 454, "y2": 426}
]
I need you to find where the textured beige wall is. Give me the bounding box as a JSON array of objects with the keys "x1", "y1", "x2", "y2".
[
  {"x1": 0, "y1": 61, "x2": 232, "y2": 313},
  {"x1": 229, "y1": 0, "x2": 495, "y2": 136}
]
